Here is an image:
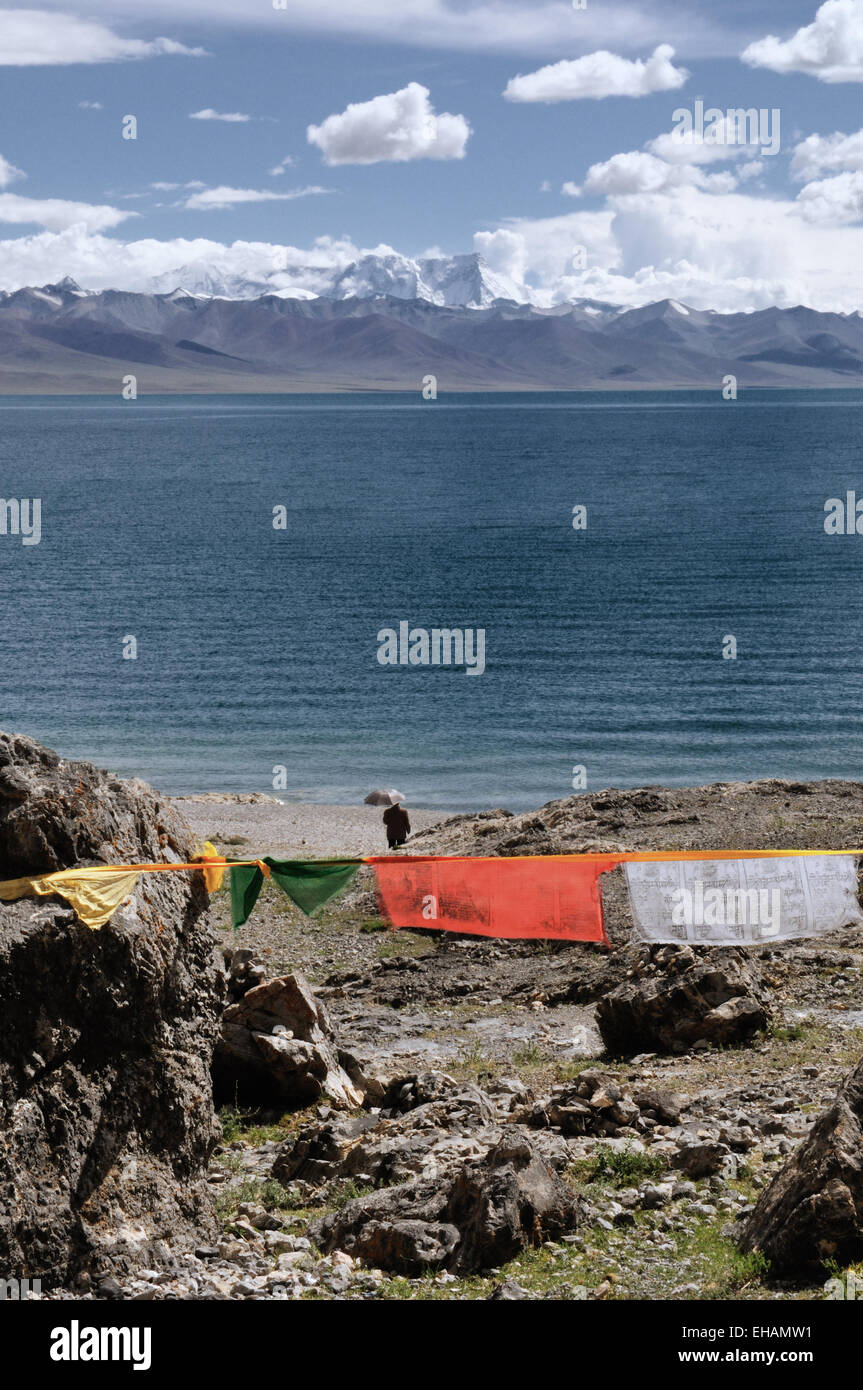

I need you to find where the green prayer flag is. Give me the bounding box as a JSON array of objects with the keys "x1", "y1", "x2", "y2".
[
  {"x1": 264, "y1": 858, "x2": 360, "y2": 915},
  {"x1": 229, "y1": 862, "x2": 265, "y2": 929},
  {"x1": 226, "y1": 857, "x2": 360, "y2": 929}
]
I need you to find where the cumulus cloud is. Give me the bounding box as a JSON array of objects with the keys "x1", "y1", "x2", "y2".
[
  {"x1": 0, "y1": 194, "x2": 130, "y2": 232},
  {"x1": 0, "y1": 155, "x2": 26, "y2": 188},
  {"x1": 503, "y1": 44, "x2": 687, "y2": 102},
  {"x1": 189, "y1": 108, "x2": 251, "y2": 122},
  {"x1": 307, "y1": 83, "x2": 470, "y2": 164},
  {"x1": 797, "y1": 170, "x2": 863, "y2": 222},
  {"x1": 647, "y1": 116, "x2": 769, "y2": 166},
  {"x1": 743, "y1": 0, "x2": 863, "y2": 83},
  {"x1": 791, "y1": 128, "x2": 863, "y2": 180},
  {"x1": 0, "y1": 9, "x2": 207, "y2": 64},
  {"x1": 78, "y1": 100, "x2": 103, "y2": 110},
  {"x1": 472, "y1": 183, "x2": 863, "y2": 313},
  {"x1": 583, "y1": 151, "x2": 737, "y2": 196},
  {"x1": 269, "y1": 156, "x2": 295, "y2": 176},
  {"x1": 182, "y1": 184, "x2": 332, "y2": 210}
]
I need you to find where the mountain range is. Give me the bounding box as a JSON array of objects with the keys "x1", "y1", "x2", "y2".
[{"x1": 2, "y1": 265, "x2": 863, "y2": 392}]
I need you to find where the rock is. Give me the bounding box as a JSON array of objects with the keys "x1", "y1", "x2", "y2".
[
  {"x1": 212, "y1": 973, "x2": 366, "y2": 1109},
  {"x1": 273, "y1": 1075, "x2": 506, "y2": 1189},
  {"x1": 632, "y1": 1089, "x2": 683, "y2": 1125},
  {"x1": 739, "y1": 1056, "x2": 863, "y2": 1274},
  {"x1": 223, "y1": 948, "x2": 268, "y2": 1003},
  {"x1": 596, "y1": 947, "x2": 769, "y2": 1055},
  {"x1": 310, "y1": 1135, "x2": 580, "y2": 1275},
  {"x1": 676, "y1": 1141, "x2": 733, "y2": 1178},
  {"x1": 0, "y1": 731, "x2": 221, "y2": 1288},
  {"x1": 489, "y1": 1278, "x2": 530, "y2": 1300}
]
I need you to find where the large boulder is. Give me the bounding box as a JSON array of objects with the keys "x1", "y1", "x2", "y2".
[
  {"x1": 0, "y1": 732, "x2": 222, "y2": 1288},
  {"x1": 273, "y1": 1073, "x2": 502, "y2": 1189},
  {"x1": 739, "y1": 1056, "x2": 863, "y2": 1274},
  {"x1": 212, "y1": 973, "x2": 366, "y2": 1109},
  {"x1": 596, "y1": 945, "x2": 768, "y2": 1055},
  {"x1": 311, "y1": 1135, "x2": 580, "y2": 1275}
]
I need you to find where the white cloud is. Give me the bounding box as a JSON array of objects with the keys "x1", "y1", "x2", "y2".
[
  {"x1": 791, "y1": 128, "x2": 863, "y2": 180},
  {"x1": 647, "y1": 117, "x2": 766, "y2": 166},
  {"x1": 797, "y1": 170, "x2": 863, "y2": 222},
  {"x1": 743, "y1": 0, "x2": 863, "y2": 83},
  {"x1": 269, "y1": 156, "x2": 295, "y2": 176},
  {"x1": 182, "y1": 184, "x2": 332, "y2": 210},
  {"x1": 583, "y1": 151, "x2": 735, "y2": 196},
  {"x1": 503, "y1": 44, "x2": 688, "y2": 102},
  {"x1": 0, "y1": 9, "x2": 207, "y2": 64},
  {"x1": 78, "y1": 100, "x2": 103, "y2": 110},
  {"x1": 189, "y1": 108, "x2": 251, "y2": 123},
  {"x1": 561, "y1": 181, "x2": 581, "y2": 197},
  {"x1": 0, "y1": 228, "x2": 379, "y2": 295},
  {"x1": 151, "y1": 180, "x2": 206, "y2": 191},
  {"x1": 0, "y1": 194, "x2": 130, "y2": 232},
  {"x1": 22, "y1": 0, "x2": 734, "y2": 58},
  {"x1": 307, "y1": 83, "x2": 470, "y2": 164},
  {"x1": 474, "y1": 183, "x2": 863, "y2": 313},
  {"x1": 0, "y1": 155, "x2": 26, "y2": 188}
]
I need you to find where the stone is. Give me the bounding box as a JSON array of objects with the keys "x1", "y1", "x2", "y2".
[
  {"x1": 739, "y1": 1055, "x2": 863, "y2": 1274},
  {"x1": 0, "y1": 732, "x2": 221, "y2": 1289},
  {"x1": 212, "y1": 973, "x2": 366, "y2": 1109},
  {"x1": 311, "y1": 1135, "x2": 580, "y2": 1275},
  {"x1": 676, "y1": 1141, "x2": 733, "y2": 1178},
  {"x1": 273, "y1": 1072, "x2": 504, "y2": 1190},
  {"x1": 596, "y1": 948, "x2": 768, "y2": 1056}
]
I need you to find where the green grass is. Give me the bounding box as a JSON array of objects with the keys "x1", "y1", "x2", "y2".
[
  {"x1": 214, "y1": 1177, "x2": 305, "y2": 1222},
  {"x1": 217, "y1": 1104, "x2": 306, "y2": 1147},
  {"x1": 359, "y1": 917, "x2": 389, "y2": 934},
  {"x1": 569, "y1": 1143, "x2": 669, "y2": 1187}
]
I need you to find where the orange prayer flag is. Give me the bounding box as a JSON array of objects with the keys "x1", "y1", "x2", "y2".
[{"x1": 367, "y1": 855, "x2": 623, "y2": 941}]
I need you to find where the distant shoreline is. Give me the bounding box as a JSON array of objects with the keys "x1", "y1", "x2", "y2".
[{"x1": 173, "y1": 795, "x2": 443, "y2": 860}]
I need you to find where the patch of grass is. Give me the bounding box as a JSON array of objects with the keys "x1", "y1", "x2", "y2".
[
  {"x1": 768, "y1": 1021, "x2": 809, "y2": 1043},
  {"x1": 215, "y1": 1177, "x2": 305, "y2": 1222},
  {"x1": 217, "y1": 1104, "x2": 306, "y2": 1147},
  {"x1": 327, "y1": 1179, "x2": 376, "y2": 1210},
  {"x1": 570, "y1": 1144, "x2": 669, "y2": 1188},
  {"x1": 377, "y1": 931, "x2": 435, "y2": 960},
  {"x1": 510, "y1": 1040, "x2": 549, "y2": 1069},
  {"x1": 678, "y1": 1224, "x2": 770, "y2": 1296},
  {"x1": 360, "y1": 917, "x2": 389, "y2": 934},
  {"x1": 449, "y1": 1038, "x2": 499, "y2": 1082}
]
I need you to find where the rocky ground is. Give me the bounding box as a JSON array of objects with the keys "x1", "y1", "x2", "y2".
[{"x1": 30, "y1": 776, "x2": 863, "y2": 1301}]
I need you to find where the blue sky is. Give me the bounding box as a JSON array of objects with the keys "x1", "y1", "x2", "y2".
[{"x1": 3, "y1": 1, "x2": 863, "y2": 309}]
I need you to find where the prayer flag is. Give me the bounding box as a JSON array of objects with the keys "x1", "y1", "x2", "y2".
[{"x1": 368, "y1": 854, "x2": 623, "y2": 941}]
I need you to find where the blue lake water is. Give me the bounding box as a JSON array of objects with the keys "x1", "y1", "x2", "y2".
[{"x1": 2, "y1": 389, "x2": 863, "y2": 811}]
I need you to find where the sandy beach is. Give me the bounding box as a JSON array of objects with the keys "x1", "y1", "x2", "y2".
[{"x1": 172, "y1": 794, "x2": 443, "y2": 860}]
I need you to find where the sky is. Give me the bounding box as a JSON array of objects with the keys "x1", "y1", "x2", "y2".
[{"x1": 3, "y1": 0, "x2": 863, "y2": 309}]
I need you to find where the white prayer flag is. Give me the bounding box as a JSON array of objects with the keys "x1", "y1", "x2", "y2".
[{"x1": 624, "y1": 855, "x2": 862, "y2": 945}]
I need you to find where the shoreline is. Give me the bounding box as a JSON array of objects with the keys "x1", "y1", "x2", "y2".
[{"x1": 172, "y1": 795, "x2": 444, "y2": 860}]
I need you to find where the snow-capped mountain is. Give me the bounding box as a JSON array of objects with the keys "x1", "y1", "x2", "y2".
[{"x1": 146, "y1": 251, "x2": 523, "y2": 308}]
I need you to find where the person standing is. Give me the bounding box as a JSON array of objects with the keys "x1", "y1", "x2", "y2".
[{"x1": 383, "y1": 802, "x2": 411, "y2": 849}]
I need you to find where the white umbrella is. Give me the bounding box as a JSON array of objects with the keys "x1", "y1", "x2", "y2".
[{"x1": 364, "y1": 789, "x2": 406, "y2": 807}]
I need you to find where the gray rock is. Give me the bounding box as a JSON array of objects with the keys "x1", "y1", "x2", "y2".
[
  {"x1": 311, "y1": 1135, "x2": 580, "y2": 1275},
  {"x1": 596, "y1": 947, "x2": 768, "y2": 1056},
  {"x1": 0, "y1": 731, "x2": 221, "y2": 1289},
  {"x1": 739, "y1": 1055, "x2": 863, "y2": 1274},
  {"x1": 213, "y1": 973, "x2": 366, "y2": 1109}
]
